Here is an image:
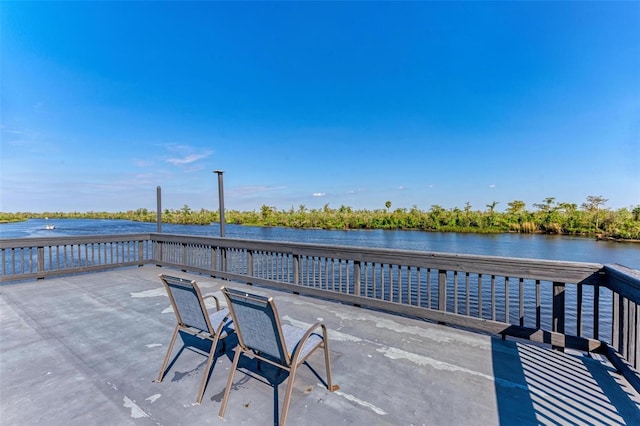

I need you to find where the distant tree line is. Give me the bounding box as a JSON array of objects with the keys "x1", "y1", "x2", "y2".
[{"x1": 2, "y1": 195, "x2": 639, "y2": 241}]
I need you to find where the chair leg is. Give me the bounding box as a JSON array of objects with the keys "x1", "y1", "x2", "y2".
[
  {"x1": 196, "y1": 334, "x2": 221, "y2": 404},
  {"x1": 280, "y1": 364, "x2": 298, "y2": 426},
  {"x1": 218, "y1": 347, "x2": 242, "y2": 419},
  {"x1": 322, "y1": 327, "x2": 336, "y2": 391},
  {"x1": 157, "y1": 326, "x2": 180, "y2": 382}
]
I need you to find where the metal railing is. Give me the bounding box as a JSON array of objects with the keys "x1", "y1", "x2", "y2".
[
  {"x1": 0, "y1": 234, "x2": 152, "y2": 281},
  {"x1": 2, "y1": 232, "x2": 638, "y2": 390}
]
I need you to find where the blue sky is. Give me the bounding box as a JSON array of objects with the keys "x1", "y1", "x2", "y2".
[{"x1": 1, "y1": 2, "x2": 639, "y2": 213}]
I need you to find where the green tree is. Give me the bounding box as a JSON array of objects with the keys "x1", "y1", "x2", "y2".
[
  {"x1": 485, "y1": 201, "x2": 499, "y2": 228},
  {"x1": 507, "y1": 200, "x2": 525, "y2": 215},
  {"x1": 581, "y1": 195, "x2": 608, "y2": 231}
]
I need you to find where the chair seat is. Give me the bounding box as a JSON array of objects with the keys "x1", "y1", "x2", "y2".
[
  {"x1": 209, "y1": 308, "x2": 234, "y2": 336},
  {"x1": 282, "y1": 324, "x2": 322, "y2": 362}
]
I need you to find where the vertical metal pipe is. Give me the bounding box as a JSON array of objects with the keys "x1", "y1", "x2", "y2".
[
  {"x1": 156, "y1": 186, "x2": 162, "y2": 233},
  {"x1": 214, "y1": 170, "x2": 226, "y2": 237}
]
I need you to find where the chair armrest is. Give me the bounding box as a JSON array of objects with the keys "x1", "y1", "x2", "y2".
[
  {"x1": 290, "y1": 321, "x2": 326, "y2": 363},
  {"x1": 203, "y1": 294, "x2": 221, "y2": 311}
]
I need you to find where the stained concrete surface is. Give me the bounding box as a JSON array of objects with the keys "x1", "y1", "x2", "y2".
[{"x1": 1, "y1": 265, "x2": 639, "y2": 425}]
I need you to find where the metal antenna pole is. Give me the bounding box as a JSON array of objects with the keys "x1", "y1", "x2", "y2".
[
  {"x1": 156, "y1": 186, "x2": 162, "y2": 233},
  {"x1": 214, "y1": 170, "x2": 226, "y2": 237}
]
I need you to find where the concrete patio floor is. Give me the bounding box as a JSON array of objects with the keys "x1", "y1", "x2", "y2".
[{"x1": 1, "y1": 265, "x2": 639, "y2": 425}]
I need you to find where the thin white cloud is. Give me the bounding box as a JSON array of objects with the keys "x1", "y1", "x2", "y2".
[
  {"x1": 398, "y1": 186, "x2": 405, "y2": 190},
  {"x1": 488, "y1": 184, "x2": 496, "y2": 188},
  {"x1": 163, "y1": 144, "x2": 213, "y2": 166},
  {"x1": 313, "y1": 192, "x2": 326, "y2": 197},
  {"x1": 166, "y1": 153, "x2": 211, "y2": 165}
]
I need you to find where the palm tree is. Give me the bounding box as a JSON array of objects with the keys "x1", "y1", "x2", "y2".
[{"x1": 485, "y1": 201, "x2": 499, "y2": 227}]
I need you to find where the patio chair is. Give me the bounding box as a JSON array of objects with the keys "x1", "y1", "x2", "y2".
[
  {"x1": 156, "y1": 274, "x2": 234, "y2": 404},
  {"x1": 218, "y1": 286, "x2": 338, "y2": 425}
]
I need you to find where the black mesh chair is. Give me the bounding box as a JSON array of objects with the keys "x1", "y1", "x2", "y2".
[
  {"x1": 218, "y1": 286, "x2": 338, "y2": 425},
  {"x1": 157, "y1": 274, "x2": 234, "y2": 404}
]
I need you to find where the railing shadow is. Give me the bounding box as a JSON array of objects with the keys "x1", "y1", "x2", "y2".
[
  {"x1": 583, "y1": 353, "x2": 640, "y2": 425},
  {"x1": 491, "y1": 338, "x2": 537, "y2": 425},
  {"x1": 492, "y1": 338, "x2": 640, "y2": 425}
]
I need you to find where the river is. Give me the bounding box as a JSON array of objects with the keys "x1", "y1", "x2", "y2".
[{"x1": 1, "y1": 218, "x2": 638, "y2": 269}]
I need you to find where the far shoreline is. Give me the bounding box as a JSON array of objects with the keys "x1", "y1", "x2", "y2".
[{"x1": 2, "y1": 216, "x2": 639, "y2": 244}]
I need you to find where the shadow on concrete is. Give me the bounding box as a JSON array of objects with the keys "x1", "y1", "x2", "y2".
[
  {"x1": 493, "y1": 337, "x2": 640, "y2": 425},
  {"x1": 158, "y1": 330, "x2": 232, "y2": 394},
  {"x1": 217, "y1": 335, "x2": 288, "y2": 425},
  {"x1": 583, "y1": 353, "x2": 640, "y2": 425},
  {"x1": 491, "y1": 338, "x2": 537, "y2": 425},
  {"x1": 212, "y1": 333, "x2": 330, "y2": 426}
]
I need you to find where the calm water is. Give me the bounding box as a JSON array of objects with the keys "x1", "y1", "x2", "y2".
[
  {"x1": 2, "y1": 218, "x2": 637, "y2": 341},
  {"x1": 1, "y1": 218, "x2": 638, "y2": 269}
]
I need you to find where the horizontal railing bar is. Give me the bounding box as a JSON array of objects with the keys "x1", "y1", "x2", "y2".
[
  {"x1": 0, "y1": 234, "x2": 152, "y2": 249},
  {"x1": 149, "y1": 233, "x2": 604, "y2": 284},
  {"x1": 605, "y1": 264, "x2": 640, "y2": 301},
  {"x1": 157, "y1": 261, "x2": 604, "y2": 354},
  {"x1": 0, "y1": 260, "x2": 149, "y2": 283}
]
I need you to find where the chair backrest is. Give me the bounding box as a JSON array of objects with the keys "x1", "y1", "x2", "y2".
[
  {"x1": 221, "y1": 287, "x2": 289, "y2": 365},
  {"x1": 160, "y1": 274, "x2": 212, "y2": 333}
]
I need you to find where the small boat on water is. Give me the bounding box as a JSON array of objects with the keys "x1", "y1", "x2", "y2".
[{"x1": 45, "y1": 224, "x2": 55, "y2": 230}]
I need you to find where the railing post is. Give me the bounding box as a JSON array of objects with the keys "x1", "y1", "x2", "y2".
[
  {"x1": 621, "y1": 297, "x2": 629, "y2": 361},
  {"x1": 503, "y1": 276, "x2": 508, "y2": 322},
  {"x1": 247, "y1": 250, "x2": 254, "y2": 280},
  {"x1": 613, "y1": 292, "x2": 621, "y2": 349},
  {"x1": 491, "y1": 275, "x2": 496, "y2": 320},
  {"x1": 552, "y1": 281, "x2": 566, "y2": 351},
  {"x1": 593, "y1": 284, "x2": 600, "y2": 340},
  {"x1": 354, "y1": 261, "x2": 361, "y2": 296},
  {"x1": 535, "y1": 280, "x2": 541, "y2": 329},
  {"x1": 37, "y1": 246, "x2": 45, "y2": 277},
  {"x1": 221, "y1": 247, "x2": 227, "y2": 272},
  {"x1": 478, "y1": 274, "x2": 483, "y2": 318},
  {"x1": 154, "y1": 239, "x2": 163, "y2": 266},
  {"x1": 293, "y1": 254, "x2": 299, "y2": 285},
  {"x1": 137, "y1": 241, "x2": 144, "y2": 266},
  {"x1": 438, "y1": 269, "x2": 447, "y2": 312},
  {"x1": 577, "y1": 283, "x2": 583, "y2": 337},
  {"x1": 181, "y1": 243, "x2": 188, "y2": 271},
  {"x1": 629, "y1": 302, "x2": 637, "y2": 368}
]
